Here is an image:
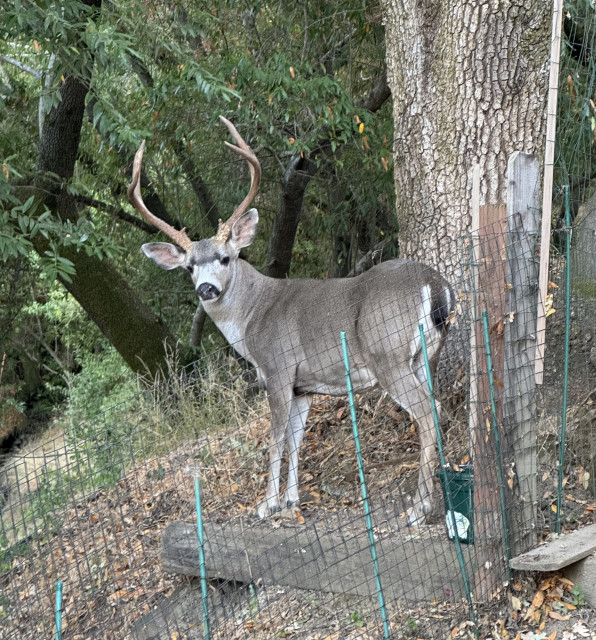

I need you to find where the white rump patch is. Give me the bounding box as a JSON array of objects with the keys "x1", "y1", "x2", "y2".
[{"x1": 410, "y1": 284, "x2": 442, "y2": 385}]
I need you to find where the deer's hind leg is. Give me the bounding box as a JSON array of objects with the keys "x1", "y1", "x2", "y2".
[{"x1": 379, "y1": 369, "x2": 439, "y2": 529}]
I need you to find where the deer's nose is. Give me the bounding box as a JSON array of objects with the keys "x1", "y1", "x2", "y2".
[{"x1": 197, "y1": 283, "x2": 220, "y2": 301}]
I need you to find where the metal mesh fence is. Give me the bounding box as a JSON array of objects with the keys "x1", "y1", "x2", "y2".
[
  {"x1": 2, "y1": 219, "x2": 595, "y2": 639},
  {"x1": 6, "y1": 6, "x2": 596, "y2": 637}
]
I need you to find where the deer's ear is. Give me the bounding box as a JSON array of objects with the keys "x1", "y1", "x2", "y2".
[
  {"x1": 229, "y1": 208, "x2": 258, "y2": 250},
  {"x1": 141, "y1": 242, "x2": 186, "y2": 270}
]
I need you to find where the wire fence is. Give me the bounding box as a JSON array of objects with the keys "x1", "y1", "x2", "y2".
[
  {"x1": 2, "y1": 213, "x2": 595, "y2": 639},
  {"x1": 5, "y1": 7, "x2": 596, "y2": 637}
]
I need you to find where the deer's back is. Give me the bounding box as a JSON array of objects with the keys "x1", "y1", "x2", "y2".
[{"x1": 244, "y1": 259, "x2": 452, "y2": 394}]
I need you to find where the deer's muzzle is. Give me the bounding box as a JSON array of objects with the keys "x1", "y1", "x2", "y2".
[{"x1": 197, "y1": 283, "x2": 220, "y2": 301}]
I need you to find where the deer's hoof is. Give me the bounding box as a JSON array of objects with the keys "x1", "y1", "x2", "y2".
[
  {"x1": 257, "y1": 499, "x2": 281, "y2": 519},
  {"x1": 407, "y1": 499, "x2": 432, "y2": 528}
]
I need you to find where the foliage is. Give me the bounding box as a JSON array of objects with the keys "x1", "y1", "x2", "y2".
[
  {"x1": 64, "y1": 346, "x2": 138, "y2": 430},
  {"x1": 557, "y1": 1, "x2": 596, "y2": 215},
  {"x1": 0, "y1": 0, "x2": 393, "y2": 425}
]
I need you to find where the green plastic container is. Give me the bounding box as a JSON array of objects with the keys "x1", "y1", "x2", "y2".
[{"x1": 437, "y1": 465, "x2": 474, "y2": 544}]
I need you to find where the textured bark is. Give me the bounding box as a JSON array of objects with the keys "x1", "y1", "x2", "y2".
[{"x1": 381, "y1": 0, "x2": 551, "y2": 279}]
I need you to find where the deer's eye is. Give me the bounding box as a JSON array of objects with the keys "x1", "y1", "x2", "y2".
[{"x1": 221, "y1": 256, "x2": 230, "y2": 266}]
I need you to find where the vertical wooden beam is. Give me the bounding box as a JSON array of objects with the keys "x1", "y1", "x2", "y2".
[
  {"x1": 473, "y1": 203, "x2": 507, "y2": 602},
  {"x1": 467, "y1": 165, "x2": 510, "y2": 601},
  {"x1": 504, "y1": 152, "x2": 540, "y2": 557},
  {"x1": 535, "y1": 0, "x2": 564, "y2": 384}
]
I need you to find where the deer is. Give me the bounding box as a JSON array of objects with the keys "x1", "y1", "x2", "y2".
[{"x1": 128, "y1": 116, "x2": 454, "y2": 528}]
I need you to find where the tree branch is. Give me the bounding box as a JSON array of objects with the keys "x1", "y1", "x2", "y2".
[
  {"x1": 85, "y1": 95, "x2": 184, "y2": 234},
  {"x1": 266, "y1": 69, "x2": 391, "y2": 278},
  {"x1": 265, "y1": 154, "x2": 318, "y2": 278},
  {"x1": 173, "y1": 138, "x2": 220, "y2": 230},
  {"x1": 320, "y1": 29, "x2": 357, "y2": 75},
  {"x1": 360, "y1": 69, "x2": 391, "y2": 113},
  {"x1": 74, "y1": 195, "x2": 158, "y2": 233},
  {"x1": 127, "y1": 56, "x2": 220, "y2": 230},
  {"x1": 0, "y1": 54, "x2": 42, "y2": 79}
]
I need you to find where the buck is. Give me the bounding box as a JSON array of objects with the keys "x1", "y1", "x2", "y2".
[{"x1": 129, "y1": 117, "x2": 454, "y2": 527}]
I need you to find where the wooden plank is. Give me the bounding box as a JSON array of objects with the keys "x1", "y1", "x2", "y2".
[
  {"x1": 535, "y1": 0, "x2": 564, "y2": 384},
  {"x1": 504, "y1": 152, "x2": 540, "y2": 557},
  {"x1": 162, "y1": 519, "x2": 474, "y2": 603},
  {"x1": 509, "y1": 524, "x2": 596, "y2": 571},
  {"x1": 473, "y1": 203, "x2": 508, "y2": 601}
]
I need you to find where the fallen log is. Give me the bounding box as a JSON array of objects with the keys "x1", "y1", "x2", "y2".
[{"x1": 162, "y1": 518, "x2": 473, "y2": 603}]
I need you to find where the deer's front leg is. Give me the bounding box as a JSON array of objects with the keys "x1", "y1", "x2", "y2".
[
  {"x1": 282, "y1": 394, "x2": 312, "y2": 509},
  {"x1": 407, "y1": 398, "x2": 440, "y2": 528},
  {"x1": 257, "y1": 391, "x2": 290, "y2": 518}
]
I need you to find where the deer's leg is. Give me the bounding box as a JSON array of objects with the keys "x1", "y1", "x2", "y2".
[
  {"x1": 282, "y1": 394, "x2": 313, "y2": 509},
  {"x1": 382, "y1": 371, "x2": 439, "y2": 528},
  {"x1": 257, "y1": 390, "x2": 291, "y2": 519}
]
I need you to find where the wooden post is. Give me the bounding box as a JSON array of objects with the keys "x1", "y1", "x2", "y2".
[
  {"x1": 468, "y1": 165, "x2": 480, "y2": 449},
  {"x1": 535, "y1": 0, "x2": 563, "y2": 384},
  {"x1": 504, "y1": 152, "x2": 540, "y2": 557},
  {"x1": 473, "y1": 203, "x2": 508, "y2": 601},
  {"x1": 468, "y1": 166, "x2": 509, "y2": 601}
]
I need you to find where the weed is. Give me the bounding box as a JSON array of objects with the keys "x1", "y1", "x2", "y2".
[
  {"x1": 350, "y1": 610, "x2": 364, "y2": 628},
  {"x1": 407, "y1": 617, "x2": 419, "y2": 632},
  {"x1": 570, "y1": 584, "x2": 586, "y2": 606}
]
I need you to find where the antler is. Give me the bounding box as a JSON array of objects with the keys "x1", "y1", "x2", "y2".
[
  {"x1": 215, "y1": 116, "x2": 261, "y2": 243},
  {"x1": 128, "y1": 141, "x2": 193, "y2": 251}
]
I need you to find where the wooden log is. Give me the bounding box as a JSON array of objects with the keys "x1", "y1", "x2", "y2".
[{"x1": 162, "y1": 519, "x2": 474, "y2": 603}]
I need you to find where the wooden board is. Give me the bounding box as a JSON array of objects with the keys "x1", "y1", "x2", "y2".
[
  {"x1": 509, "y1": 524, "x2": 596, "y2": 572},
  {"x1": 162, "y1": 519, "x2": 475, "y2": 603}
]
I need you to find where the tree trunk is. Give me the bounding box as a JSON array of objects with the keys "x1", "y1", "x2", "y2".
[
  {"x1": 381, "y1": 0, "x2": 551, "y2": 279},
  {"x1": 265, "y1": 154, "x2": 317, "y2": 278},
  {"x1": 265, "y1": 71, "x2": 391, "y2": 279},
  {"x1": 32, "y1": 0, "x2": 178, "y2": 377}
]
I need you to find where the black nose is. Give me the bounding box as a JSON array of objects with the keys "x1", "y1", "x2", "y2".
[{"x1": 197, "y1": 283, "x2": 220, "y2": 301}]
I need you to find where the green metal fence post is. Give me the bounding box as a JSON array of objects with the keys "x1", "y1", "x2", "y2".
[
  {"x1": 55, "y1": 581, "x2": 63, "y2": 640},
  {"x1": 481, "y1": 309, "x2": 512, "y2": 580},
  {"x1": 341, "y1": 332, "x2": 391, "y2": 640},
  {"x1": 194, "y1": 474, "x2": 211, "y2": 640},
  {"x1": 418, "y1": 324, "x2": 478, "y2": 634},
  {"x1": 556, "y1": 185, "x2": 572, "y2": 534}
]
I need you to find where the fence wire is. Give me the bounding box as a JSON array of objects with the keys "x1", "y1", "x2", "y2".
[
  {"x1": 5, "y1": 8, "x2": 596, "y2": 637},
  {"x1": 1, "y1": 222, "x2": 595, "y2": 640}
]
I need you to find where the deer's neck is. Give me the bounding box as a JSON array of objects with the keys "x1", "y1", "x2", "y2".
[{"x1": 202, "y1": 260, "x2": 272, "y2": 361}]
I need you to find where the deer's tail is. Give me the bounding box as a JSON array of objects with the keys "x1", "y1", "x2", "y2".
[{"x1": 430, "y1": 282, "x2": 454, "y2": 333}]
